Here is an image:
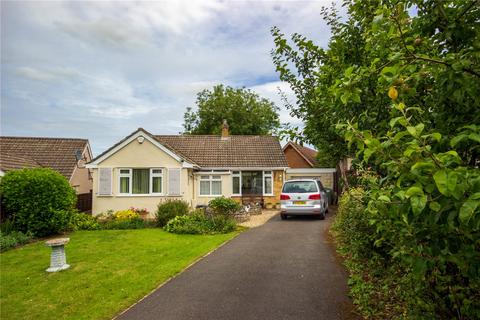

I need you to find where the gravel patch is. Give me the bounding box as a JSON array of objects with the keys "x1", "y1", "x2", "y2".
[{"x1": 239, "y1": 210, "x2": 278, "y2": 228}]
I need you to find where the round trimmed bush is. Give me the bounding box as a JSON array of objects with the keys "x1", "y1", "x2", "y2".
[
  {"x1": 208, "y1": 197, "x2": 241, "y2": 216},
  {"x1": 0, "y1": 168, "x2": 77, "y2": 236},
  {"x1": 155, "y1": 200, "x2": 189, "y2": 226}
]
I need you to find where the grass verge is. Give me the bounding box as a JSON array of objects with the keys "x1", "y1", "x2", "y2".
[{"x1": 0, "y1": 228, "x2": 239, "y2": 320}]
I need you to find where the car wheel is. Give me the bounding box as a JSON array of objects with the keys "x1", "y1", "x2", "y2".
[
  {"x1": 281, "y1": 214, "x2": 287, "y2": 220},
  {"x1": 316, "y1": 211, "x2": 326, "y2": 220}
]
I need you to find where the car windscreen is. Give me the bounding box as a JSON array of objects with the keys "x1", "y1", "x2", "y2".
[{"x1": 282, "y1": 181, "x2": 318, "y2": 193}]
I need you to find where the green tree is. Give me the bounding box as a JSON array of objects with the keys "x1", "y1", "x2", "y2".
[
  {"x1": 271, "y1": 0, "x2": 480, "y2": 166},
  {"x1": 272, "y1": 0, "x2": 480, "y2": 318},
  {"x1": 183, "y1": 84, "x2": 280, "y2": 135}
]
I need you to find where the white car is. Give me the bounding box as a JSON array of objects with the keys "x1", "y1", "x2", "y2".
[{"x1": 280, "y1": 179, "x2": 329, "y2": 220}]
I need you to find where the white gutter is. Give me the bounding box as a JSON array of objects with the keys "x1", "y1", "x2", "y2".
[
  {"x1": 201, "y1": 167, "x2": 289, "y2": 171},
  {"x1": 286, "y1": 168, "x2": 336, "y2": 174}
]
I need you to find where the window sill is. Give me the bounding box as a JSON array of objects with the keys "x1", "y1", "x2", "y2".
[
  {"x1": 198, "y1": 195, "x2": 223, "y2": 198},
  {"x1": 116, "y1": 194, "x2": 166, "y2": 197}
]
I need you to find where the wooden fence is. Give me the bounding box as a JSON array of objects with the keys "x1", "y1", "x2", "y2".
[{"x1": 76, "y1": 191, "x2": 92, "y2": 213}]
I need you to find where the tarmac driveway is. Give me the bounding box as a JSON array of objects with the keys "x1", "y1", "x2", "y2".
[{"x1": 116, "y1": 211, "x2": 359, "y2": 320}]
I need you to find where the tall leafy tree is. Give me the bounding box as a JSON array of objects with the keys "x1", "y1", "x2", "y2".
[
  {"x1": 271, "y1": 0, "x2": 479, "y2": 166},
  {"x1": 183, "y1": 84, "x2": 280, "y2": 135},
  {"x1": 272, "y1": 0, "x2": 480, "y2": 318}
]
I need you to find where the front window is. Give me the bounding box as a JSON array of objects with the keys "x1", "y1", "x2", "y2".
[
  {"x1": 119, "y1": 169, "x2": 131, "y2": 193},
  {"x1": 232, "y1": 171, "x2": 274, "y2": 196},
  {"x1": 200, "y1": 175, "x2": 222, "y2": 196},
  {"x1": 118, "y1": 168, "x2": 163, "y2": 195},
  {"x1": 151, "y1": 169, "x2": 163, "y2": 194},
  {"x1": 232, "y1": 171, "x2": 241, "y2": 195},
  {"x1": 263, "y1": 171, "x2": 273, "y2": 195},
  {"x1": 132, "y1": 169, "x2": 149, "y2": 194},
  {"x1": 241, "y1": 171, "x2": 263, "y2": 195}
]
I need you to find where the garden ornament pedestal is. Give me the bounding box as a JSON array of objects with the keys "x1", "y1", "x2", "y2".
[{"x1": 45, "y1": 238, "x2": 70, "y2": 272}]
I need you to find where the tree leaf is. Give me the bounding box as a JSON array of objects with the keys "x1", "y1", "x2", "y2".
[
  {"x1": 407, "y1": 126, "x2": 417, "y2": 137},
  {"x1": 411, "y1": 194, "x2": 427, "y2": 215},
  {"x1": 429, "y1": 201, "x2": 441, "y2": 212},
  {"x1": 414, "y1": 123, "x2": 425, "y2": 136},
  {"x1": 468, "y1": 133, "x2": 480, "y2": 144},
  {"x1": 433, "y1": 169, "x2": 449, "y2": 196},
  {"x1": 459, "y1": 199, "x2": 480, "y2": 224},
  {"x1": 378, "y1": 195, "x2": 391, "y2": 202},
  {"x1": 406, "y1": 186, "x2": 423, "y2": 197},
  {"x1": 450, "y1": 134, "x2": 467, "y2": 147},
  {"x1": 430, "y1": 132, "x2": 441, "y2": 142}
]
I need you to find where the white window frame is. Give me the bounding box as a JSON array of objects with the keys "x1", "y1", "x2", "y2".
[
  {"x1": 263, "y1": 171, "x2": 274, "y2": 196},
  {"x1": 150, "y1": 168, "x2": 163, "y2": 195},
  {"x1": 117, "y1": 168, "x2": 164, "y2": 196},
  {"x1": 118, "y1": 168, "x2": 132, "y2": 195},
  {"x1": 232, "y1": 171, "x2": 241, "y2": 196},
  {"x1": 199, "y1": 175, "x2": 222, "y2": 197}
]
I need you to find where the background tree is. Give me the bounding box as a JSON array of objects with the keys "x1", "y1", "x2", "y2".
[{"x1": 183, "y1": 84, "x2": 281, "y2": 135}]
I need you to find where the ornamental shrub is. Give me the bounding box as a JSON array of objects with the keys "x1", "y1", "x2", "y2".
[
  {"x1": 0, "y1": 168, "x2": 76, "y2": 236},
  {"x1": 0, "y1": 230, "x2": 33, "y2": 252},
  {"x1": 164, "y1": 212, "x2": 236, "y2": 235},
  {"x1": 69, "y1": 211, "x2": 101, "y2": 231},
  {"x1": 101, "y1": 216, "x2": 148, "y2": 230},
  {"x1": 113, "y1": 209, "x2": 138, "y2": 221},
  {"x1": 93, "y1": 209, "x2": 150, "y2": 229},
  {"x1": 208, "y1": 197, "x2": 241, "y2": 216},
  {"x1": 155, "y1": 200, "x2": 189, "y2": 227}
]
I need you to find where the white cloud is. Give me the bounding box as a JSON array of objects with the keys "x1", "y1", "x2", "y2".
[
  {"x1": 16, "y1": 66, "x2": 79, "y2": 82},
  {"x1": 249, "y1": 81, "x2": 302, "y2": 126},
  {"x1": 1, "y1": 0, "x2": 338, "y2": 154}
]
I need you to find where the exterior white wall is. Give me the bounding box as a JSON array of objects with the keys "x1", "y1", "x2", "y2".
[
  {"x1": 193, "y1": 174, "x2": 233, "y2": 206},
  {"x1": 91, "y1": 138, "x2": 192, "y2": 218}
]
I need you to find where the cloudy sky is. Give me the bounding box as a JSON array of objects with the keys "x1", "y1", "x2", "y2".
[{"x1": 1, "y1": 0, "x2": 335, "y2": 155}]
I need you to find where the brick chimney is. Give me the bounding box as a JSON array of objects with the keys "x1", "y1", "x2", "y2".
[{"x1": 221, "y1": 119, "x2": 229, "y2": 140}]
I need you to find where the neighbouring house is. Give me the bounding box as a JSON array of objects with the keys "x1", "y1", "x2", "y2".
[
  {"x1": 86, "y1": 125, "x2": 289, "y2": 217},
  {"x1": 283, "y1": 141, "x2": 337, "y2": 191},
  {"x1": 0, "y1": 136, "x2": 93, "y2": 197}
]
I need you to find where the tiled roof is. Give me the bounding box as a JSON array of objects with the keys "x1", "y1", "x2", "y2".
[
  {"x1": 0, "y1": 154, "x2": 41, "y2": 171},
  {"x1": 155, "y1": 135, "x2": 289, "y2": 168},
  {"x1": 0, "y1": 137, "x2": 89, "y2": 179},
  {"x1": 286, "y1": 142, "x2": 319, "y2": 167}
]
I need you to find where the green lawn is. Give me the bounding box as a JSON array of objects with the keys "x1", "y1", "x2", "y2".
[{"x1": 0, "y1": 229, "x2": 239, "y2": 320}]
